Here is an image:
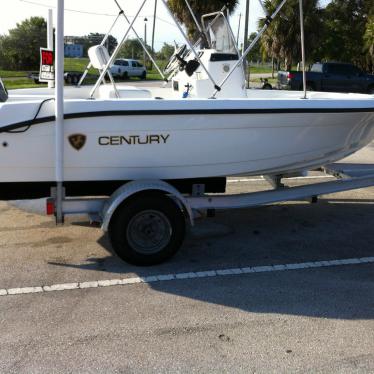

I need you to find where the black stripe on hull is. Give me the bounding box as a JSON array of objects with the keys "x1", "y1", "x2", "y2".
[
  {"x1": 0, "y1": 178, "x2": 226, "y2": 200},
  {"x1": 1, "y1": 107, "x2": 373, "y2": 133}
]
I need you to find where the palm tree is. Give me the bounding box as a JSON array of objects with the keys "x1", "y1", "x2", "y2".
[
  {"x1": 167, "y1": 0, "x2": 238, "y2": 40},
  {"x1": 259, "y1": 0, "x2": 322, "y2": 71}
]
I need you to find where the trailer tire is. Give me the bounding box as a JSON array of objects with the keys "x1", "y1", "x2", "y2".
[
  {"x1": 108, "y1": 192, "x2": 186, "y2": 266},
  {"x1": 262, "y1": 83, "x2": 272, "y2": 90},
  {"x1": 71, "y1": 74, "x2": 79, "y2": 85}
]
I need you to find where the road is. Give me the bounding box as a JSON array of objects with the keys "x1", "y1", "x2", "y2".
[{"x1": 0, "y1": 143, "x2": 373, "y2": 373}]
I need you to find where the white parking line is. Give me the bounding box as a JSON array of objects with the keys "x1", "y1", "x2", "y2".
[{"x1": 1, "y1": 256, "x2": 373, "y2": 297}]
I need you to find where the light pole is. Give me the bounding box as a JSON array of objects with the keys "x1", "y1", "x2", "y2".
[
  {"x1": 144, "y1": 17, "x2": 148, "y2": 67},
  {"x1": 151, "y1": 0, "x2": 158, "y2": 69},
  {"x1": 243, "y1": 0, "x2": 250, "y2": 88}
]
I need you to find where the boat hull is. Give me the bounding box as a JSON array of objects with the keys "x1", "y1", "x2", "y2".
[{"x1": 0, "y1": 98, "x2": 373, "y2": 196}]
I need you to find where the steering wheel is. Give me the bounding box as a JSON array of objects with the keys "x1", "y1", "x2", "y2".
[{"x1": 164, "y1": 44, "x2": 188, "y2": 75}]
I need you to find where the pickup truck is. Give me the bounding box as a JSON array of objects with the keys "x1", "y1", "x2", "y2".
[
  {"x1": 110, "y1": 59, "x2": 147, "y2": 80},
  {"x1": 278, "y1": 62, "x2": 374, "y2": 94}
]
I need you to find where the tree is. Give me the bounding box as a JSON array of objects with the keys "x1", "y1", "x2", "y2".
[
  {"x1": 77, "y1": 33, "x2": 117, "y2": 56},
  {"x1": 259, "y1": 0, "x2": 323, "y2": 70},
  {"x1": 0, "y1": 17, "x2": 47, "y2": 70},
  {"x1": 118, "y1": 38, "x2": 152, "y2": 60},
  {"x1": 246, "y1": 32, "x2": 262, "y2": 62},
  {"x1": 156, "y1": 42, "x2": 175, "y2": 61},
  {"x1": 167, "y1": 0, "x2": 238, "y2": 39},
  {"x1": 0, "y1": 36, "x2": 8, "y2": 69},
  {"x1": 319, "y1": 0, "x2": 370, "y2": 69},
  {"x1": 363, "y1": 14, "x2": 374, "y2": 72}
]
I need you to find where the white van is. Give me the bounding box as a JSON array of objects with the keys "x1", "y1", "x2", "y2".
[{"x1": 110, "y1": 59, "x2": 147, "y2": 80}]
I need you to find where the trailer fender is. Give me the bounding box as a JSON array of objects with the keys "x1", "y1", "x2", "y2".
[{"x1": 101, "y1": 180, "x2": 194, "y2": 232}]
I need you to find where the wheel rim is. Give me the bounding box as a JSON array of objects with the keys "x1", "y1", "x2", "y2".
[{"x1": 126, "y1": 210, "x2": 172, "y2": 254}]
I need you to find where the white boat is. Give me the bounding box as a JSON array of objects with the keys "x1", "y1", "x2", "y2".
[{"x1": 0, "y1": 1, "x2": 373, "y2": 200}]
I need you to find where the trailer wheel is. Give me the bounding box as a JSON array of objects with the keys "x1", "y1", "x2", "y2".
[
  {"x1": 262, "y1": 83, "x2": 273, "y2": 90},
  {"x1": 108, "y1": 193, "x2": 186, "y2": 266},
  {"x1": 71, "y1": 74, "x2": 79, "y2": 85}
]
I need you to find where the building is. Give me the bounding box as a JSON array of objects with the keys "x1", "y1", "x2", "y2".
[
  {"x1": 64, "y1": 36, "x2": 84, "y2": 58},
  {"x1": 64, "y1": 44, "x2": 83, "y2": 58}
]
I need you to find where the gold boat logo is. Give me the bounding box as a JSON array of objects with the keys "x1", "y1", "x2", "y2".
[{"x1": 68, "y1": 134, "x2": 86, "y2": 151}]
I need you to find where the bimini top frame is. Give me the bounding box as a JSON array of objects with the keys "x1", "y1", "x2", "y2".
[
  {"x1": 89, "y1": 0, "x2": 224, "y2": 98},
  {"x1": 79, "y1": 0, "x2": 166, "y2": 88},
  {"x1": 88, "y1": 0, "x2": 307, "y2": 99}
]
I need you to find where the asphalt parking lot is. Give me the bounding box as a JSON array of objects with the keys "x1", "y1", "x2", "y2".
[{"x1": 0, "y1": 142, "x2": 373, "y2": 373}]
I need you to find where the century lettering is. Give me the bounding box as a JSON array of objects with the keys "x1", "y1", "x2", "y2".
[{"x1": 98, "y1": 134, "x2": 170, "y2": 146}]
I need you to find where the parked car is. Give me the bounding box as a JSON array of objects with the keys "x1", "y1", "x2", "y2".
[
  {"x1": 110, "y1": 59, "x2": 147, "y2": 80},
  {"x1": 278, "y1": 62, "x2": 374, "y2": 94}
]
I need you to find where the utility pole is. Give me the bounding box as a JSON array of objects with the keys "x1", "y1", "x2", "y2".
[
  {"x1": 243, "y1": 0, "x2": 250, "y2": 88},
  {"x1": 144, "y1": 17, "x2": 148, "y2": 67},
  {"x1": 236, "y1": 13, "x2": 242, "y2": 47}
]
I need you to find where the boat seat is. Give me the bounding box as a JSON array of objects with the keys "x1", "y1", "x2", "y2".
[
  {"x1": 88, "y1": 45, "x2": 110, "y2": 70},
  {"x1": 97, "y1": 85, "x2": 152, "y2": 99}
]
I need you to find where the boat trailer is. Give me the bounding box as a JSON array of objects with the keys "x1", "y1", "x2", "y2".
[
  {"x1": 46, "y1": 163, "x2": 374, "y2": 265},
  {"x1": 13, "y1": 0, "x2": 373, "y2": 265}
]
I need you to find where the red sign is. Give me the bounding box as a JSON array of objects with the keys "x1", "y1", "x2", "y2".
[
  {"x1": 41, "y1": 50, "x2": 54, "y2": 66},
  {"x1": 39, "y1": 48, "x2": 55, "y2": 82}
]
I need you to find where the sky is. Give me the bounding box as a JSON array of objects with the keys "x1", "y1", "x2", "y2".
[{"x1": 0, "y1": 0, "x2": 330, "y2": 51}]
